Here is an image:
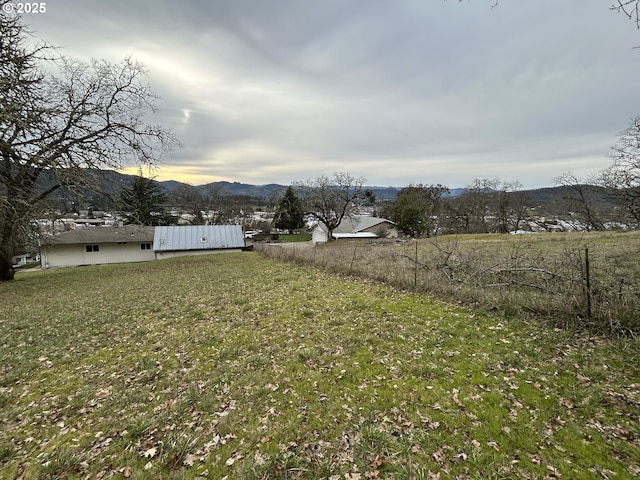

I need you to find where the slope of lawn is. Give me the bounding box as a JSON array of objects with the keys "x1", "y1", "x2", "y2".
[{"x1": 1, "y1": 253, "x2": 638, "y2": 479}]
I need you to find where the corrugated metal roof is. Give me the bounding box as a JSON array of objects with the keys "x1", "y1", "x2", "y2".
[
  {"x1": 43, "y1": 225, "x2": 155, "y2": 245},
  {"x1": 153, "y1": 225, "x2": 245, "y2": 252}
]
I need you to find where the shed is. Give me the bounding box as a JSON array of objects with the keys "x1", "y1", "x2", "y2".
[
  {"x1": 153, "y1": 225, "x2": 245, "y2": 259},
  {"x1": 40, "y1": 225, "x2": 156, "y2": 269}
]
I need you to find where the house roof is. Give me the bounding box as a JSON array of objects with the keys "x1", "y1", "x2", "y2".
[
  {"x1": 153, "y1": 225, "x2": 244, "y2": 252},
  {"x1": 43, "y1": 225, "x2": 155, "y2": 245},
  {"x1": 332, "y1": 232, "x2": 378, "y2": 239},
  {"x1": 316, "y1": 216, "x2": 395, "y2": 234}
]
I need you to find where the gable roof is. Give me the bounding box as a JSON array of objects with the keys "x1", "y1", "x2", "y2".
[
  {"x1": 43, "y1": 225, "x2": 155, "y2": 245},
  {"x1": 153, "y1": 225, "x2": 244, "y2": 252},
  {"x1": 316, "y1": 216, "x2": 395, "y2": 234}
]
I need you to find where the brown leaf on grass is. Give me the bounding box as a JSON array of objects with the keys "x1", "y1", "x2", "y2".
[
  {"x1": 143, "y1": 447, "x2": 157, "y2": 458},
  {"x1": 453, "y1": 452, "x2": 467, "y2": 462},
  {"x1": 164, "y1": 454, "x2": 180, "y2": 469},
  {"x1": 452, "y1": 388, "x2": 464, "y2": 409},
  {"x1": 528, "y1": 453, "x2": 542, "y2": 464},
  {"x1": 225, "y1": 451, "x2": 242, "y2": 466},
  {"x1": 432, "y1": 448, "x2": 446, "y2": 465},
  {"x1": 559, "y1": 397, "x2": 574, "y2": 409},
  {"x1": 123, "y1": 466, "x2": 132, "y2": 478},
  {"x1": 183, "y1": 454, "x2": 198, "y2": 467}
]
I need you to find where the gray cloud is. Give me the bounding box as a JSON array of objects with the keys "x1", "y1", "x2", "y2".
[{"x1": 22, "y1": 0, "x2": 640, "y2": 188}]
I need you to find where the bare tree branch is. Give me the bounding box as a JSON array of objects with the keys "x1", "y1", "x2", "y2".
[
  {"x1": 611, "y1": 0, "x2": 640, "y2": 28},
  {"x1": 0, "y1": 8, "x2": 179, "y2": 280}
]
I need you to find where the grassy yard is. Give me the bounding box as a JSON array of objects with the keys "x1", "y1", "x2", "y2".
[{"x1": 1, "y1": 253, "x2": 639, "y2": 479}]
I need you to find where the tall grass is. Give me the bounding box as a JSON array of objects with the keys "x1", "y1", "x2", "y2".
[{"x1": 256, "y1": 231, "x2": 640, "y2": 335}]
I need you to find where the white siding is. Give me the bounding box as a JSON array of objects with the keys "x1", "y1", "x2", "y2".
[{"x1": 42, "y1": 243, "x2": 155, "y2": 268}]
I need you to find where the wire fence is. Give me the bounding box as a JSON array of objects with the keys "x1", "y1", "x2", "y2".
[{"x1": 255, "y1": 234, "x2": 640, "y2": 336}]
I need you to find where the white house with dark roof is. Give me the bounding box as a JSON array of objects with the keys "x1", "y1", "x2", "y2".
[
  {"x1": 312, "y1": 216, "x2": 398, "y2": 243},
  {"x1": 40, "y1": 225, "x2": 156, "y2": 269}
]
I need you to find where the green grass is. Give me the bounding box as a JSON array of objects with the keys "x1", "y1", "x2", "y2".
[
  {"x1": 1, "y1": 253, "x2": 639, "y2": 479},
  {"x1": 276, "y1": 233, "x2": 312, "y2": 242},
  {"x1": 260, "y1": 231, "x2": 640, "y2": 334}
]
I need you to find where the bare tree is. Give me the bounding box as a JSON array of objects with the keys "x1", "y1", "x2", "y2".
[
  {"x1": 460, "y1": 178, "x2": 499, "y2": 233},
  {"x1": 170, "y1": 184, "x2": 207, "y2": 225},
  {"x1": 600, "y1": 116, "x2": 640, "y2": 227},
  {"x1": 493, "y1": 180, "x2": 529, "y2": 233},
  {"x1": 294, "y1": 172, "x2": 370, "y2": 241},
  {"x1": 0, "y1": 7, "x2": 178, "y2": 280},
  {"x1": 554, "y1": 172, "x2": 605, "y2": 231}
]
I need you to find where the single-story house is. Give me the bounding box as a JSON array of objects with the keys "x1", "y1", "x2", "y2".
[
  {"x1": 12, "y1": 253, "x2": 40, "y2": 267},
  {"x1": 40, "y1": 224, "x2": 247, "y2": 268},
  {"x1": 40, "y1": 225, "x2": 156, "y2": 269},
  {"x1": 312, "y1": 216, "x2": 398, "y2": 243},
  {"x1": 153, "y1": 225, "x2": 245, "y2": 259}
]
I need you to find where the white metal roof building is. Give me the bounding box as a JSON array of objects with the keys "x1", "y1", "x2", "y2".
[
  {"x1": 153, "y1": 225, "x2": 245, "y2": 259},
  {"x1": 312, "y1": 216, "x2": 397, "y2": 243}
]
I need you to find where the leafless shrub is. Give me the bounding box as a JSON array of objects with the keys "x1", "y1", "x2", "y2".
[{"x1": 256, "y1": 234, "x2": 640, "y2": 336}]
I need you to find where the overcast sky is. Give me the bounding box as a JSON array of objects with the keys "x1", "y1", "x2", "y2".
[{"x1": 20, "y1": 1, "x2": 640, "y2": 188}]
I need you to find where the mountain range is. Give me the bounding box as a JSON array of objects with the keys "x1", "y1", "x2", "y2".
[{"x1": 40, "y1": 169, "x2": 612, "y2": 210}]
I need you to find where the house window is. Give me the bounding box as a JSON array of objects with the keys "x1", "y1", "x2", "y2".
[
  {"x1": 85, "y1": 245, "x2": 99, "y2": 252},
  {"x1": 141, "y1": 243, "x2": 152, "y2": 250}
]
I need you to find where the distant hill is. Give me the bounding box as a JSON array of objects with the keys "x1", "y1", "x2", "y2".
[
  {"x1": 38, "y1": 168, "x2": 618, "y2": 212},
  {"x1": 521, "y1": 185, "x2": 618, "y2": 209},
  {"x1": 195, "y1": 181, "x2": 287, "y2": 199}
]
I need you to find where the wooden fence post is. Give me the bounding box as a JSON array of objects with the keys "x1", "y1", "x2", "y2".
[
  {"x1": 585, "y1": 247, "x2": 592, "y2": 319},
  {"x1": 350, "y1": 245, "x2": 357, "y2": 273},
  {"x1": 414, "y1": 240, "x2": 418, "y2": 289}
]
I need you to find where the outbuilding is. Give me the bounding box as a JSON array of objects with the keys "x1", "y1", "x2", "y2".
[{"x1": 153, "y1": 225, "x2": 245, "y2": 259}]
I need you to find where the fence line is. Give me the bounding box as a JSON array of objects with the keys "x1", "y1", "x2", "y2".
[{"x1": 255, "y1": 236, "x2": 640, "y2": 335}]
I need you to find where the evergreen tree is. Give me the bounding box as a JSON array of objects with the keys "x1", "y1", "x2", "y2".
[
  {"x1": 274, "y1": 186, "x2": 304, "y2": 233},
  {"x1": 117, "y1": 176, "x2": 173, "y2": 226}
]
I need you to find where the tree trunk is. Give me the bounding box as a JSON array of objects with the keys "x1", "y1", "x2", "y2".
[
  {"x1": 0, "y1": 195, "x2": 21, "y2": 282},
  {"x1": 0, "y1": 249, "x2": 15, "y2": 281}
]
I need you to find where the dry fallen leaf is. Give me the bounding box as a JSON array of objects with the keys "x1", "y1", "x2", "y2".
[
  {"x1": 183, "y1": 454, "x2": 198, "y2": 467},
  {"x1": 225, "y1": 451, "x2": 242, "y2": 466},
  {"x1": 143, "y1": 447, "x2": 157, "y2": 458}
]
